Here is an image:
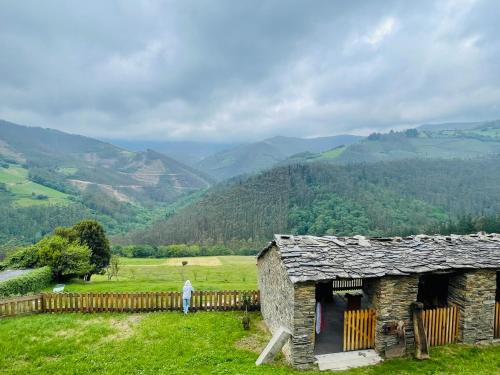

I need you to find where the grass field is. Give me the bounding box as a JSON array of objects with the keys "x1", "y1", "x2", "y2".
[
  {"x1": 50, "y1": 256, "x2": 258, "y2": 292},
  {"x1": 321, "y1": 145, "x2": 346, "y2": 159},
  {"x1": 0, "y1": 165, "x2": 70, "y2": 206},
  {"x1": 1, "y1": 312, "x2": 499, "y2": 375}
]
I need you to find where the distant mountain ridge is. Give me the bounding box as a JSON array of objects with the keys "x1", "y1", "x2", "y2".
[
  {"x1": 3, "y1": 116, "x2": 500, "y2": 246},
  {"x1": 104, "y1": 139, "x2": 235, "y2": 166},
  {"x1": 0, "y1": 120, "x2": 214, "y2": 243},
  {"x1": 417, "y1": 119, "x2": 499, "y2": 132},
  {"x1": 195, "y1": 134, "x2": 363, "y2": 180},
  {"x1": 282, "y1": 119, "x2": 500, "y2": 165},
  {"x1": 0, "y1": 120, "x2": 212, "y2": 205}
]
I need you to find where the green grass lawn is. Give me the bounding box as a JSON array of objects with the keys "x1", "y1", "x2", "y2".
[
  {"x1": 1, "y1": 311, "x2": 499, "y2": 375},
  {"x1": 50, "y1": 256, "x2": 258, "y2": 292},
  {"x1": 0, "y1": 165, "x2": 70, "y2": 206}
]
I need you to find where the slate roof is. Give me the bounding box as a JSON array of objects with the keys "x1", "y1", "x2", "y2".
[{"x1": 258, "y1": 233, "x2": 500, "y2": 283}]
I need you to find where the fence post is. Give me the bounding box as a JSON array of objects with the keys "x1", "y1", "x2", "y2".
[{"x1": 411, "y1": 302, "x2": 430, "y2": 360}]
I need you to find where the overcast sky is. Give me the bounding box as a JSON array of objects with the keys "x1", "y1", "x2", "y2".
[{"x1": 1, "y1": 0, "x2": 500, "y2": 142}]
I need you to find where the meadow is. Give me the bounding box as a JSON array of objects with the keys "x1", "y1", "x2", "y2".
[
  {"x1": 0, "y1": 165, "x2": 69, "y2": 206},
  {"x1": 6, "y1": 255, "x2": 500, "y2": 374},
  {"x1": 50, "y1": 256, "x2": 258, "y2": 292},
  {"x1": 1, "y1": 311, "x2": 499, "y2": 375}
]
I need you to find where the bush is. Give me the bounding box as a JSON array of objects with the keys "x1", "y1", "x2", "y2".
[
  {"x1": 0, "y1": 266, "x2": 52, "y2": 297},
  {"x1": 36, "y1": 235, "x2": 92, "y2": 280},
  {"x1": 5, "y1": 246, "x2": 39, "y2": 269}
]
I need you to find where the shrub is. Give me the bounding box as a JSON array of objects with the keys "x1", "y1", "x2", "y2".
[
  {"x1": 0, "y1": 266, "x2": 52, "y2": 297},
  {"x1": 36, "y1": 235, "x2": 92, "y2": 280},
  {"x1": 5, "y1": 246, "x2": 39, "y2": 269}
]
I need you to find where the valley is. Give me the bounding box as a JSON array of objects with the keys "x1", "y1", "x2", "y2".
[{"x1": 2, "y1": 118, "x2": 500, "y2": 253}]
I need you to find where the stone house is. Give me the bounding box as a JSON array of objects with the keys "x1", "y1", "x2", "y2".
[{"x1": 257, "y1": 233, "x2": 500, "y2": 369}]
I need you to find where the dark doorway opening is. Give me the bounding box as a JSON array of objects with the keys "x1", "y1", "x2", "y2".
[
  {"x1": 417, "y1": 274, "x2": 450, "y2": 309},
  {"x1": 314, "y1": 280, "x2": 366, "y2": 355}
]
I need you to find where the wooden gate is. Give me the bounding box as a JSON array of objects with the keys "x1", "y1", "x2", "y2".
[
  {"x1": 422, "y1": 305, "x2": 459, "y2": 346},
  {"x1": 495, "y1": 302, "x2": 500, "y2": 339},
  {"x1": 343, "y1": 308, "x2": 376, "y2": 351}
]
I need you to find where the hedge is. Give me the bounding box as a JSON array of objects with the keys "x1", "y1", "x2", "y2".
[{"x1": 0, "y1": 266, "x2": 52, "y2": 297}]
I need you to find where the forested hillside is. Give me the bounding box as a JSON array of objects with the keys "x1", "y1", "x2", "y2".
[
  {"x1": 119, "y1": 157, "x2": 500, "y2": 247},
  {"x1": 0, "y1": 120, "x2": 212, "y2": 245}
]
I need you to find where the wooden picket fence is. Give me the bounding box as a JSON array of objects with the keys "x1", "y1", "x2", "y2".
[
  {"x1": 343, "y1": 308, "x2": 376, "y2": 351},
  {"x1": 422, "y1": 305, "x2": 459, "y2": 346},
  {"x1": 0, "y1": 294, "x2": 43, "y2": 317},
  {"x1": 333, "y1": 279, "x2": 363, "y2": 291},
  {"x1": 0, "y1": 290, "x2": 260, "y2": 318},
  {"x1": 495, "y1": 302, "x2": 500, "y2": 339}
]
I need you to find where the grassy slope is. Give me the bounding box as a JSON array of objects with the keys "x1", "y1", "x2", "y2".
[
  {"x1": 320, "y1": 145, "x2": 346, "y2": 159},
  {"x1": 0, "y1": 165, "x2": 70, "y2": 206},
  {"x1": 1, "y1": 312, "x2": 499, "y2": 375},
  {"x1": 50, "y1": 256, "x2": 257, "y2": 292}
]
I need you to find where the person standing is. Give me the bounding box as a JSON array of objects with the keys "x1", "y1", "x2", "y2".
[{"x1": 182, "y1": 280, "x2": 194, "y2": 314}]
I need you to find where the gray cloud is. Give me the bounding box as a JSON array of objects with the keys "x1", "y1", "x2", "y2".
[{"x1": 1, "y1": 0, "x2": 499, "y2": 141}]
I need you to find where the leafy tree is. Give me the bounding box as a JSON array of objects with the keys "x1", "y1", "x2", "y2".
[
  {"x1": 72, "y1": 220, "x2": 111, "y2": 279},
  {"x1": 36, "y1": 235, "x2": 92, "y2": 280}
]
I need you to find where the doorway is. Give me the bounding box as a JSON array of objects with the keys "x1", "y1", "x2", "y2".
[
  {"x1": 417, "y1": 273, "x2": 450, "y2": 309},
  {"x1": 314, "y1": 280, "x2": 366, "y2": 354}
]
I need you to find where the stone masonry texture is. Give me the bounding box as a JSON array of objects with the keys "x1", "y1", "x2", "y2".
[
  {"x1": 257, "y1": 245, "x2": 295, "y2": 360},
  {"x1": 448, "y1": 270, "x2": 497, "y2": 343},
  {"x1": 364, "y1": 276, "x2": 419, "y2": 355},
  {"x1": 291, "y1": 282, "x2": 316, "y2": 368}
]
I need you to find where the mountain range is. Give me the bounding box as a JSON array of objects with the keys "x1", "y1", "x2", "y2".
[
  {"x1": 195, "y1": 135, "x2": 363, "y2": 180},
  {"x1": 2, "y1": 117, "x2": 500, "y2": 247}
]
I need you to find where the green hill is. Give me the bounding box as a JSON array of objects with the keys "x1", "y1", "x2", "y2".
[
  {"x1": 0, "y1": 120, "x2": 213, "y2": 244},
  {"x1": 281, "y1": 121, "x2": 500, "y2": 166},
  {"x1": 120, "y1": 156, "x2": 500, "y2": 247}
]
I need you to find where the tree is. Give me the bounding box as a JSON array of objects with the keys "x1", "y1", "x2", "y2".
[
  {"x1": 36, "y1": 235, "x2": 92, "y2": 280},
  {"x1": 71, "y1": 220, "x2": 111, "y2": 280},
  {"x1": 106, "y1": 255, "x2": 120, "y2": 281}
]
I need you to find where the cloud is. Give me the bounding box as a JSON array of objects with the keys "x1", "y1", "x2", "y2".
[
  {"x1": 363, "y1": 17, "x2": 397, "y2": 46},
  {"x1": 0, "y1": 0, "x2": 499, "y2": 142}
]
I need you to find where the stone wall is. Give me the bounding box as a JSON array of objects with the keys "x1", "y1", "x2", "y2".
[
  {"x1": 290, "y1": 282, "x2": 316, "y2": 369},
  {"x1": 257, "y1": 246, "x2": 295, "y2": 359},
  {"x1": 448, "y1": 269, "x2": 497, "y2": 343},
  {"x1": 364, "y1": 275, "x2": 419, "y2": 356}
]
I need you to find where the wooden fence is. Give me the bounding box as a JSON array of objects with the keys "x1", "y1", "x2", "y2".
[
  {"x1": 343, "y1": 308, "x2": 376, "y2": 351},
  {"x1": 0, "y1": 290, "x2": 259, "y2": 318},
  {"x1": 495, "y1": 302, "x2": 500, "y2": 339},
  {"x1": 422, "y1": 305, "x2": 459, "y2": 346},
  {"x1": 333, "y1": 279, "x2": 363, "y2": 291},
  {"x1": 0, "y1": 294, "x2": 43, "y2": 317}
]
